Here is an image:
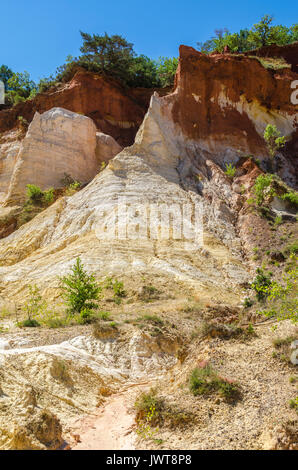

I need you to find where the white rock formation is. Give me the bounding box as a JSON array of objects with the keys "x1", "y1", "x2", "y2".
[
  {"x1": 3, "y1": 108, "x2": 102, "y2": 205},
  {"x1": 96, "y1": 131, "x2": 122, "y2": 163},
  {"x1": 0, "y1": 94, "x2": 249, "y2": 303},
  {"x1": 0, "y1": 328, "x2": 179, "y2": 449},
  {"x1": 0, "y1": 130, "x2": 22, "y2": 204}
]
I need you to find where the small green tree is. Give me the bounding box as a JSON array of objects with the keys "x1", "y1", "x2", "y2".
[
  {"x1": 252, "y1": 174, "x2": 274, "y2": 205},
  {"x1": 196, "y1": 17, "x2": 298, "y2": 55},
  {"x1": 43, "y1": 188, "x2": 54, "y2": 205},
  {"x1": 79, "y1": 31, "x2": 135, "y2": 84},
  {"x1": 60, "y1": 257, "x2": 101, "y2": 313},
  {"x1": 224, "y1": 163, "x2": 236, "y2": 179},
  {"x1": 21, "y1": 284, "x2": 45, "y2": 327},
  {"x1": 264, "y1": 124, "x2": 286, "y2": 162},
  {"x1": 251, "y1": 267, "x2": 273, "y2": 301},
  {"x1": 257, "y1": 266, "x2": 297, "y2": 323},
  {"x1": 247, "y1": 15, "x2": 275, "y2": 48},
  {"x1": 6, "y1": 71, "x2": 37, "y2": 104}
]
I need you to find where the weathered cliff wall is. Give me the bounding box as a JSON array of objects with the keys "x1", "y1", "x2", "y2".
[
  {"x1": 0, "y1": 71, "x2": 163, "y2": 147},
  {"x1": 166, "y1": 46, "x2": 297, "y2": 167},
  {"x1": 0, "y1": 45, "x2": 296, "y2": 299}
]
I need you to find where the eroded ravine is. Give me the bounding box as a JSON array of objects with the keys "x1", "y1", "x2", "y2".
[{"x1": 69, "y1": 383, "x2": 151, "y2": 450}]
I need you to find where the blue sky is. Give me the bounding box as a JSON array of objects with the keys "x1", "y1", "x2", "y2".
[{"x1": 1, "y1": 0, "x2": 297, "y2": 82}]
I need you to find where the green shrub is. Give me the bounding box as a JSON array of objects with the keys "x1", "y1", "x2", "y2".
[
  {"x1": 21, "y1": 284, "x2": 46, "y2": 326},
  {"x1": 135, "y1": 389, "x2": 164, "y2": 420},
  {"x1": 197, "y1": 16, "x2": 298, "y2": 54},
  {"x1": 60, "y1": 257, "x2": 101, "y2": 313},
  {"x1": 53, "y1": 32, "x2": 177, "y2": 89},
  {"x1": 65, "y1": 181, "x2": 82, "y2": 196},
  {"x1": 289, "y1": 397, "x2": 298, "y2": 411},
  {"x1": 37, "y1": 76, "x2": 57, "y2": 93},
  {"x1": 112, "y1": 280, "x2": 126, "y2": 298},
  {"x1": 26, "y1": 184, "x2": 55, "y2": 207},
  {"x1": 252, "y1": 174, "x2": 274, "y2": 206},
  {"x1": 284, "y1": 243, "x2": 298, "y2": 256},
  {"x1": 251, "y1": 267, "x2": 273, "y2": 301},
  {"x1": 18, "y1": 318, "x2": 40, "y2": 328},
  {"x1": 76, "y1": 307, "x2": 93, "y2": 324},
  {"x1": 18, "y1": 115, "x2": 29, "y2": 129},
  {"x1": 224, "y1": 163, "x2": 236, "y2": 180},
  {"x1": 7, "y1": 71, "x2": 37, "y2": 102},
  {"x1": 273, "y1": 336, "x2": 295, "y2": 348},
  {"x1": 104, "y1": 277, "x2": 126, "y2": 302},
  {"x1": 281, "y1": 191, "x2": 298, "y2": 207},
  {"x1": 257, "y1": 267, "x2": 297, "y2": 323},
  {"x1": 43, "y1": 188, "x2": 54, "y2": 205},
  {"x1": 247, "y1": 323, "x2": 255, "y2": 336},
  {"x1": 138, "y1": 285, "x2": 160, "y2": 302},
  {"x1": 96, "y1": 311, "x2": 111, "y2": 321},
  {"x1": 274, "y1": 215, "x2": 283, "y2": 226},
  {"x1": 26, "y1": 184, "x2": 43, "y2": 203},
  {"x1": 189, "y1": 365, "x2": 240, "y2": 400},
  {"x1": 155, "y1": 57, "x2": 178, "y2": 87}
]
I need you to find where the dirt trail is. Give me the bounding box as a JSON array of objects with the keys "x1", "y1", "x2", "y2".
[{"x1": 69, "y1": 383, "x2": 150, "y2": 450}]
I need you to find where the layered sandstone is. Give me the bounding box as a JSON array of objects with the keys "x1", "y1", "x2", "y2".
[
  {"x1": 0, "y1": 93, "x2": 250, "y2": 303},
  {"x1": 0, "y1": 46, "x2": 296, "y2": 298}
]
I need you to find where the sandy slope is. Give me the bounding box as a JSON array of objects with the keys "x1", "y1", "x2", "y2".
[{"x1": 70, "y1": 387, "x2": 143, "y2": 450}]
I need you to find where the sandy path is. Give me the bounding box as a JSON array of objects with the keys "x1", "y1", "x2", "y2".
[{"x1": 70, "y1": 384, "x2": 150, "y2": 450}]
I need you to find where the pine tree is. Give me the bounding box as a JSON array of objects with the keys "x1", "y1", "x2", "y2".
[{"x1": 60, "y1": 257, "x2": 101, "y2": 313}]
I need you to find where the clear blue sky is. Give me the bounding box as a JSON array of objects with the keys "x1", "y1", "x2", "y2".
[{"x1": 1, "y1": 0, "x2": 297, "y2": 82}]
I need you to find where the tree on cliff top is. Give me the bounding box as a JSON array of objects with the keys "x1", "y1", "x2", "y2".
[
  {"x1": 247, "y1": 15, "x2": 293, "y2": 48},
  {"x1": 79, "y1": 32, "x2": 135, "y2": 83},
  {"x1": 197, "y1": 15, "x2": 298, "y2": 54},
  {"x1": 77, "y1": 32, "x2": 177, "y2": 88},
  {"x1": 1, "y1": 70, "x2": 37, "y2": 105},
  {"x1": 55, "y1": 32, "x2": 177, "y2": 89},
  {"x1": 3, "y1": 32, "x2": 178, "y2": 106}
]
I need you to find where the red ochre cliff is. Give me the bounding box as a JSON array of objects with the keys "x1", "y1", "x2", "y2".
[
  {"x1": 0, "y1": 71, "x2": 167, "y2": 147},
  {"x1": 165, "y1": 45, "x2": 297, "y2": 164}
]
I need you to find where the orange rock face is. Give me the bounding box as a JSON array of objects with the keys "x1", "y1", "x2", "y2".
[
  {"x1": 167, "y1": 46, "x2": 297, "y2": 163},
  {"x1": 0, "y1": 72, "x2": 162, "y2": 147}
]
